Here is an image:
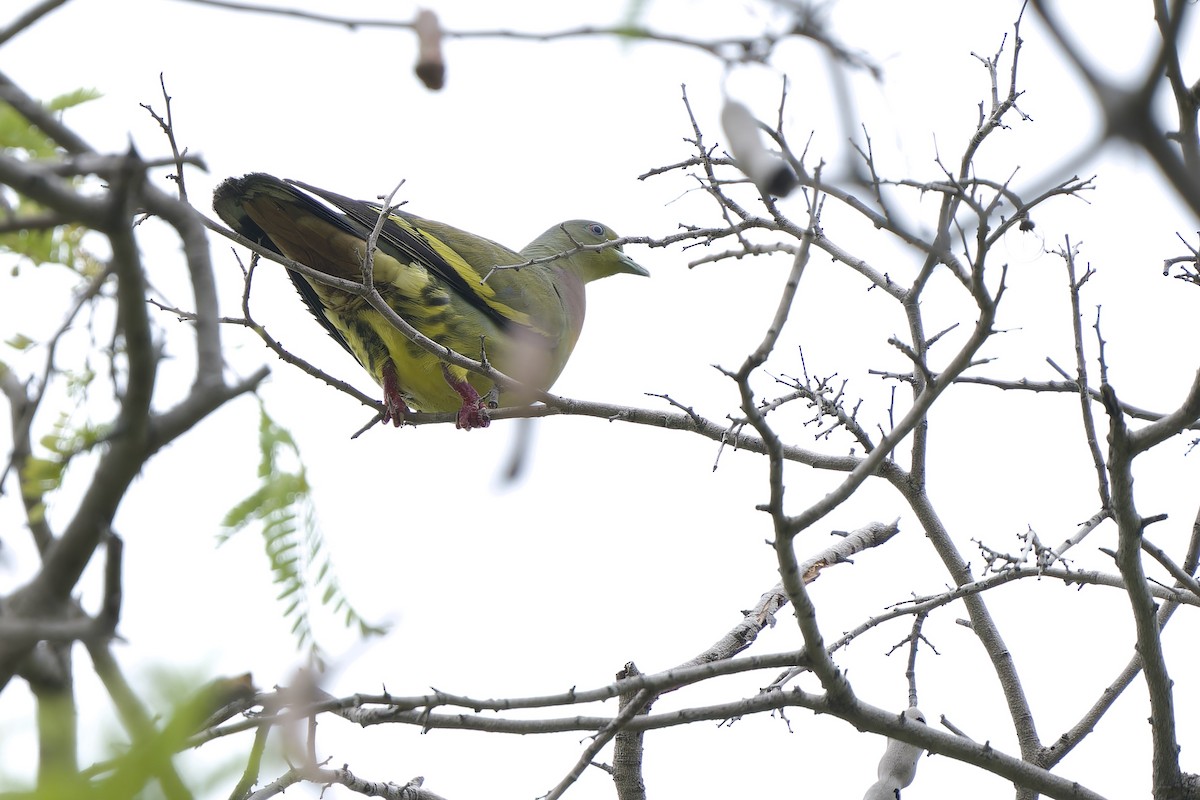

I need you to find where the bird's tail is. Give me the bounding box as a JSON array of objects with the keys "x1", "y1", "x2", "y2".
[{"x1": 213, "y1": 172, "x2": 370, "y2": 281}]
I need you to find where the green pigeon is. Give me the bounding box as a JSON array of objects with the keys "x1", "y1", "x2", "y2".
[{"x1": 213, "y1": 174, "x2": 647, "y2": 429}]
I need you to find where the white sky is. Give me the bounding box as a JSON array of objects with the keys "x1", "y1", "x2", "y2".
[{"x1": 1, "y1": 1, "x2": 1199, "y2": 798}]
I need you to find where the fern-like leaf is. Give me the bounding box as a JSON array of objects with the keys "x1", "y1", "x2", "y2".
[{"x1": 220, "y1": 400, "x2": 386, "y2": 662}]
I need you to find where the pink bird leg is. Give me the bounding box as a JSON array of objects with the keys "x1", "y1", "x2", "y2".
[
  {"x1": 380, "y1": 360, "x2": 410, "y2": 427},
  {"x1": 441, "y1": 365, "x2": 490, "y2": 430}
]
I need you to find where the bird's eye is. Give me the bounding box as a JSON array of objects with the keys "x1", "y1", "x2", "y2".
[{"x1": 588, "y1": 223, "x2": 605, "y2": 237}]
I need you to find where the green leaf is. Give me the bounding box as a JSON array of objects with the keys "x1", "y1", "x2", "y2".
[
  {"x1": 20, "y1": 413, "x2": 108, "y2": 501},
  {"x1": 220, "y1": 399, "x2": 387, "y2": 657},
  {"x1": 45, "y1": 87, "x2": 102, "y2": 113},
  {"x1": 0, "y1": 88, "x2": 104, "y2": 274},
  {"x1": 5, "y1": 333, "x2": 35, "y2": 352}
]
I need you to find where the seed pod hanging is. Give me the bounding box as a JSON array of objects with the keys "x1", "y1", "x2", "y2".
[
  {"x1": 414, "y1": 8, "x2": 445, "y2": 91},
  {"x1": 862, "y1": 707, "x2": 926, "y2": 800},
  {"x1": 720, "y1": 98, "x2": 797, "y2": 197}
]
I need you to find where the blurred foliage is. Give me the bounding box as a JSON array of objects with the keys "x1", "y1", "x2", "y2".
[
  {"x1": 220, "y1": 401, "x2": 386, "y2": 666},
  {"x1": 616, "y1": 0, "x2": 651, "y2": 39},
  {"x1": 19, "y1": 411, "x2": 108, "y2": 523},
  {"x1": 620, "y1": 0, "x2": 649, "y2": 27},
  {"x1": 6, "y1": 668, "x2": 249, "y2": 799},
  {"x1": 0, "y1": 87, "x2": 103, "y2": 275},
  {"x1": 1, "y1": 87, "x2": 108, "y2": 521}
]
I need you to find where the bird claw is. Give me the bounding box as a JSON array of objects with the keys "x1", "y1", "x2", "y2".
[
  {"x1": 382, "y1": 397, "x2": 409, "y2": 427},
  {"x1": 442, "y1": 365, "x2": 491, "y2": 430},
  {"x1": 455, "y1": 402, "x2": 490, "y2": 430}
]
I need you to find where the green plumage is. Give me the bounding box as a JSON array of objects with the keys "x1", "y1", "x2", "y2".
[{"x1": 213, "y1": 173, "x2": 647, "y2": 429}]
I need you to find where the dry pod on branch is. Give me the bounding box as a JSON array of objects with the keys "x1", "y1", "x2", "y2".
[
  {"x1": 720, "y1": 98, "x2": 797, "y2": 197},
  {"x1": 862, "y1": 707, "x2": 926, "y2": 800},
  {"x1": 414, "y1": 8, "x2": 445, "y2": 91}
]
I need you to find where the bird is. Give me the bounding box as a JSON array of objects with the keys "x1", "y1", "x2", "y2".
[{"x1": 213, "y1": 173, "x2": 648, "y2": 430}]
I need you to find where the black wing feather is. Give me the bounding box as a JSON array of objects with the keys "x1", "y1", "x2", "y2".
[{"x1": 286, "y1": 179, "x2": 516, "y2": 331}]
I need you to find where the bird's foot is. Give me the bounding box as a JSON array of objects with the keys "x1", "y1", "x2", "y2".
[
  {"x1": 381, "y1": 360, "x2": 410, "y2": 427},
  {"x1": 441, "y1": 365, "x2": 490, "y2": 430}
]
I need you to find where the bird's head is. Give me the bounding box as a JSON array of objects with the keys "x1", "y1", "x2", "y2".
[{"x1": 529, "y1": 220, "x2": 649, "y2": 282}]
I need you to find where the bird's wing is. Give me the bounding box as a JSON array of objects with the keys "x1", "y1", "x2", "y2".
[{"x1": 286, "y1": 180, "x2": 547, "y2": 335}]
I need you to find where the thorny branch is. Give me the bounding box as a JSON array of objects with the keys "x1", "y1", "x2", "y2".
[{"x1": 4, "y1": 2, "x2": 1200, "y2": 799}]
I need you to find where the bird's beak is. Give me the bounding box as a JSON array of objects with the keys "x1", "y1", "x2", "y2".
[{"x1": 618, "y1": 251, "x2": 650, "y2": 277}]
